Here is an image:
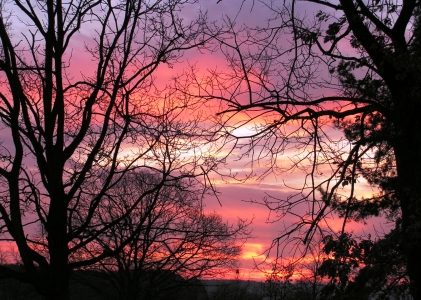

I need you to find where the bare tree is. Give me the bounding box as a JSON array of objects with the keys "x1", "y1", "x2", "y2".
[
  {"x1": 74, "y1": 171, "x2": 248, "y2": 300},
  {"x1": 0, "y1": 1, "x2": 222, "y2": 299},
  {"x1": 185, "y1": 0, "x2": 421, "y2": 298},
  {"x1": 264, "y1": 263, "x2": 294, "y2": 300}
]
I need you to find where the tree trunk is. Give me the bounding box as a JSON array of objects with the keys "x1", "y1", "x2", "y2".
[
  {"x1": 42, "y1": 256, "x2": 70, "y2": 300},
  {"x1": 393, "y1": 87, "x2": 421, "y2": 300},
  {"x1": 43, "y1": 187, "x2": 70, "y2": 300},
  {"x1": 31, "y1": 267, "x2": 70, "y2": 300},
  {"x1": 43, "y1": 280, "x2": 70, "y2": 300}
]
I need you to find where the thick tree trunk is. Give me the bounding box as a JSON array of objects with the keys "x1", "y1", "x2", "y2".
[
  {"x1": 393, "y1": 88, "x2": 421, "y2": 300},
  {"x1": 42, "y1": 256, "x2": 70, "y2": 300},
  {"x1": 31, "y1": 266, "x2": 70, "y2": 300},
  {"x1": 42, "y1": 278, "x2": 70, "y2": 300},
  {"x1": 42, "y1": 187, "x2": 71, "y2": 300},
  {"x1": 394, "y1": 147, "x2": 421, "y2": 300}
]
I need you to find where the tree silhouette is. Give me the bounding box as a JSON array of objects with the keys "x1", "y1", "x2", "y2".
[
  {"x1": 75, "y1": 171, "x2": 248, "y2": 300},
  {"x1": 318, "y1": 230, "x2": 411, "y2": 299},
  {"x1": 0, "y1": 1, "x2": 221, "y2": 299},
  {"x1": 191, "y1": 0, "x2": 421, "y2": 298}
]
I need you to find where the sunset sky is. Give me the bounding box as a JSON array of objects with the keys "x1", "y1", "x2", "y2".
[
  {"x1": 0, "y1": 0, "x2": 391, "y2": 283},
  {"x1": 182, "y1": 0, "x2": 387, "y2": 281}
]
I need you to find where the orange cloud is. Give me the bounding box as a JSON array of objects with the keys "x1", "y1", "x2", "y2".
[{"x1": 242, "y1": 243, "x2": 266, "y2": 260}]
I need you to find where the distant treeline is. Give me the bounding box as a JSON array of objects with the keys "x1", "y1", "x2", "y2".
[{"x1": 0, "y1": 264, "x2": 412, "y2": 300}]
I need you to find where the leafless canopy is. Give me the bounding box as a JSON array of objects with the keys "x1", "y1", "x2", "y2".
[
  {"x1": 184, "y1": 0, "x2": 420, "y2": 297},
  {"x1": 74, "y1": 171, "x2": 248, "y2": 300},
  {"x1": 0, "y1": 1, "x2": 230, "y2": 299}
]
